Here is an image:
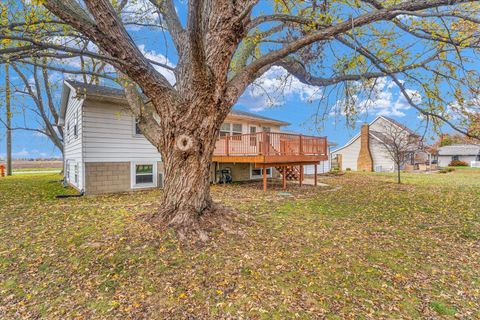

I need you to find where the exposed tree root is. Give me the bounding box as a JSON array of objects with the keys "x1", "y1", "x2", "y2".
[{"x1": 146, "y1": 202, "x2": 244, "y2": 243}]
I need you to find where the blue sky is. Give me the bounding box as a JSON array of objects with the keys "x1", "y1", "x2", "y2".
[{"x1": 0, "y1": 1, "x2": 468, "y2": 159}]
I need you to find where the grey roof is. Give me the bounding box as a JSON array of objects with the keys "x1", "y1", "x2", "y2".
[
  {"x1": 61, "y1": 80, "x2": 289, "y2": 126},
  {"x1": 382, "y1": 116, "x2": 416, "y2": 135},
  {"x1": 65, "y1": 79, "x2": 126, "y2": 98},
  {"x1": 438, "y1": 144, "x2": 480, "y2": 156}
]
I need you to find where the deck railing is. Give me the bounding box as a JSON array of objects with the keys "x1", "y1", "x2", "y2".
[{"x1": 214, "y1": 132, "x2": 328, "y2": 157}]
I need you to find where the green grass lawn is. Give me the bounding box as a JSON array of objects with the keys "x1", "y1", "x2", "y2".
[{"x1": 1, "y1": 171, "x2": 479, "y2": 319}]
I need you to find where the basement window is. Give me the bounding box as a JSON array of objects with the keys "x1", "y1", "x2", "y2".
[
  {"x1": 131, "y1": 162, "x2": 157, "y2": 188},
  {"x1": 250, "y1": 166, "x2": 272, "y2": 179}
]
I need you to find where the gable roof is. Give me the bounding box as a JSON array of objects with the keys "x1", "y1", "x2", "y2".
[
  {"x1": 438, "y1": 144, "x2": 480, "y2": 156},
  {"x1": 58, "y1": 80, "x2": 289, "y2": 126},
  {"x1": 331, "y1": 116, "x2": 417, "y2": 154},
  {"x1": 381, "y1": 116, "x2": 416, "y2": 135}
]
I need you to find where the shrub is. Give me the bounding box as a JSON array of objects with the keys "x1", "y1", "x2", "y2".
[
  {"x1": 449, "y1": 160, "x2": 468, "y2": 167},
  {"x1": 447, "y1": 168, "x2": 455, "y2": 172},
  {"x1": 346, "y1": 168, "x2": 352, "y2": 171},
  {"x1": 439, "y1": 169, "x2": 448, "y2": 174}
]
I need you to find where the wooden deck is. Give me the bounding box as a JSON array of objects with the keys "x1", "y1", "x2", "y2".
[
  {"x1": 212, "y1": 132, "x2": 328, "y2": 192},
  {"x1": 212, "y1": 132, "x2": 328, "y2": 164}
]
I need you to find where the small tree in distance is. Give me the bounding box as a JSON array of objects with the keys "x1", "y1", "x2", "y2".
[{"x1": 371, "y1": 124, "x2": 422, "y2": 184}]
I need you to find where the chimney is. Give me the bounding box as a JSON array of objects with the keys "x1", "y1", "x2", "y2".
[{"x1": 357, "y1": 123, "x2": 373, "y2": 172}]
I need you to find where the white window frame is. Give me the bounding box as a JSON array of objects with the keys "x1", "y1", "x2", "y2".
[
  {"x1": 73, "y1": 110, "x2": 79, "y2": 138},
  {"x1": 66, "y1": 162, "x2": 71, "y2": 181},
  {"x1": 66, "y1": 121, "x2": 71, "y2": 143},
  {"x1": 74, "y1": 163, "x2": 79, "y2": 184},
  {"x1": 131, "y1": 161, "x2": 157, "y2": 189},
  {"x1": 132, "y1": 117, "x2": 143, "y2": 137},
  {"x1": 231, "y1": 123, "x2": 243, "y2": 136},
  {"x1": 220, "y1": 122, "x2": 243, "y2": 136},
  {"x1": 250, "y1": 164, "x2": 272, "y2": 180}
]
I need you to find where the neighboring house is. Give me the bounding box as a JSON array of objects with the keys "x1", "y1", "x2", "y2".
[
  {"x1": 58, "y1": 80, "x2": 328, "y2": 195},
  {"x1": 331, "y1": 116, "x2": 426, "y2": 172},
  {"x1": 437, "y1": 144, "x2": 480, "y2": 167}
]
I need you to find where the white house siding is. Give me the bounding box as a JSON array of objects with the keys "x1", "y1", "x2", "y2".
[
  {"x1": 370, "y1": 139, "x2": 395, "y2": 172},
  {"x1": 82, "y1": 100, "x2": 162, "y2": 163},
  {"x1": 332, "y1": 136, "x2": 361, "y2": 171},
  {"x1": 63, "y1": 90, "x2": 84, "y2": 191},
  {"x1": 304, "y1": 161, "x2": 331, "y2": 174},
  {"x1": 438, "y1": 155, "x2": 477, "y2": 167},
  {"x1": 83, "y1": 101, "x2": 282, "y2": 163},
  {"x1": 370, "y1": 117, "x2": 394, "y2": 132}
]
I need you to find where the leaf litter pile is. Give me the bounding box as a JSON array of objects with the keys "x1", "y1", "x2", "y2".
[{"x1": 0, "y1": 170, "x2": 479, "y2": 319}]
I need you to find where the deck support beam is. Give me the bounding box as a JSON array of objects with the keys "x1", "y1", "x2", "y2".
[
  {"x1": 299, "y1": 165, "x2": 303, "y2": 187},
  {"x1": 314, "y1": 164, "x2": 318, "y2": 186},
  {"x1": 263, "y1": 165, "x2": 267, "y2": 192},
  {"x1": 282, "y1": 166, "x2": 287, "y2": 190}
]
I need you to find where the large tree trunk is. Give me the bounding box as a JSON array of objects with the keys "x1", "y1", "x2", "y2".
[
  {"x1": 147, "y1": 105, "x2": 230, "y2": 239},
  {"x1": 160, "y1": 145, "x2": 215, "y2": 227}
]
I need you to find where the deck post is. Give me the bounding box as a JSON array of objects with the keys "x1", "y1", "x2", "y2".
[
  {"x1": 225, "y1": 135, "x2": 230, "y2": 156},
  {"x1": 314, "y1": 164, "x2": 318, "y2": 186},
  {"x1": 263, "y1": 165, "x2": 267, "y2": 192},
  {"x1": 282, "y1": 166, "x2": 287, "y2": 190},
  {"x1": 262, "y1": 131, "x2": 268, "y2": 155},
  {"x1": 299, "y1": 165, "x2": 303, "y2": 187},
  {"x1": 299, "y1": 135, "x2": 303, "y2": 155}
]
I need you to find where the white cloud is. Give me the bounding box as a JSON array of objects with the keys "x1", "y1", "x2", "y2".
[
  {"x1": 238, "y1": 66, "x2": 324, "y2": 112},
  {"x1": 334, "y1": 78, "x2": 420, "y2": 118},
  {"x1": 138, "y1": 45, "x2": 176, "y2": 85},
  {"x1": 13, "y1": 148, "x2": 30, "y2": 157},
  {"x1": 123, "y1": 0, "x2": 158, "y2": 31}
]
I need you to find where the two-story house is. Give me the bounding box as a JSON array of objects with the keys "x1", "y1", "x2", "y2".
[
  {"x1": 59, "y1": 80, "x2": 328, "y2": 194},
  {"x1": 331, "y1": 116, "x2": 427, "y2": 172}
]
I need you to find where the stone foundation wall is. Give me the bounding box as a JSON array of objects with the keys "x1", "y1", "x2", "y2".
[
  {"x1": 218, "y1": 163, "x2": 251, "y2": 182},
  {"x1": 84, "y1": 162, "x2": 131, "y2": 195}
]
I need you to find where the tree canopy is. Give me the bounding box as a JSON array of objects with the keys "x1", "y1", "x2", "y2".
[{"x1": 1, "y1": 0, "x2": 479, "y2": 136}]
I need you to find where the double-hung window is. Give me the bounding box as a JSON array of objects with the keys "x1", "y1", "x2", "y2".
[
  {"x1": 232, "y1": 123, "x2": 243, "y2": 136},
  {"x1": 131, "y1": 162, "x2": 157, "y2": 188},
  {"x1": 219, "y1": 122, "x2": 243, "y2": 138},
  {"x1": 220, "y1": 123, "x2": 231, "y2": 137}
]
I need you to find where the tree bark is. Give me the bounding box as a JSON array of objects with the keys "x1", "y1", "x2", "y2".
[
  {"x1": 397, "y1": 163, "x2": 401, "y2": 184},
  {"x1": 159, "y1": 140, "x2": 215, "y2": 228}
]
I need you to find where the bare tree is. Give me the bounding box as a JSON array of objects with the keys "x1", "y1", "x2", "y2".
[
  {"x1": 1, "y1": 58, "x2": 108, "y2": 155},
  {"x1": 2, "y1": 0, "x2": 480, "y2": 236},
  {"x1": 371, "y1": 124, "x2": 423, "y2": 184}
]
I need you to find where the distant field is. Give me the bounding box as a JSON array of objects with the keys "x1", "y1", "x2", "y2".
[
  {"x1": 1, "y1": 160, "x2": 63, "y2": 170},
  {"x1": 12, "y1": 167, "x2": 62, "y2": 173}
]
